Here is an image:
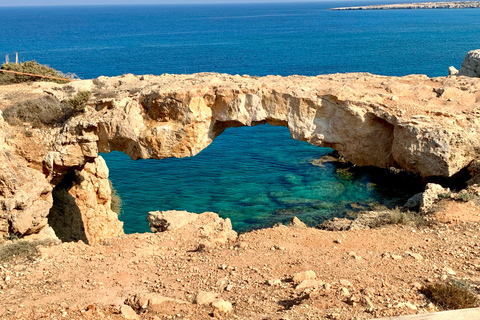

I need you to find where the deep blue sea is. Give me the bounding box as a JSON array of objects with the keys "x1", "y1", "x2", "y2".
[{"x1": 1, "y1": 2, "x2": 480, "y2": 233}]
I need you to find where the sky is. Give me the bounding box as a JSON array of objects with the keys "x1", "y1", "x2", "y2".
[{"x1": 0, "y1": 0, "x2": 329, "y2": 6}]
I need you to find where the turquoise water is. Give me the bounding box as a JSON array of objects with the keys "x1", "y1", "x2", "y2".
[{"x1": 1, "y1": 2, "x2": 479, "y2": 233}]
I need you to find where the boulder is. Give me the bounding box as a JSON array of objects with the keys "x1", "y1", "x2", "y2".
[
  {"x1": 147, "y1": 210, "x2": 198, "y2": 232},
  {"x1": 458, "y1": 49, "x2": 480, "y2": 77}
]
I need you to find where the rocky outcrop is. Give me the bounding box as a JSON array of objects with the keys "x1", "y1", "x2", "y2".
[
  {"x1": 48, "y1": 156, "x2": 123, "y2": 244},
  {"x1": 330, "y1": 1, "x2": 480, "y2": 10},
  {"x1": 1, "y1": 72, "x2": 480, "y2": 240},
  {"x1": 458, "y1": 49, "x2": 480, "y2": 77}
]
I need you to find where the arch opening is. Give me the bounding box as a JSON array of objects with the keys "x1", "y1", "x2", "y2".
[{"x1": 102, "y1": 124, "x2": 423, "y2": 234}]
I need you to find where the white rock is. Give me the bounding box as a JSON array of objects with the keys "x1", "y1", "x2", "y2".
[
  {"x1": 292, "y1": 270, "x2": 316, "y2": 284},
  {"x1": 194, "y1": 291, "x2": 218, "y2": 305},
  {"x1": 147, "y1": 210, "x2": 198, "y2": 232},
  {"x1": 120, "y1": 305, "x2": 139, "y2": 320},
  {"x1": 211, "y1": 299, "x2": 233, "y2": 313}
]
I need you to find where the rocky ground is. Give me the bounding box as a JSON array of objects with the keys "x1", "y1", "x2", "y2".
[{"x1": 0, "y1": 199, "x2": 479, "y2": 320}]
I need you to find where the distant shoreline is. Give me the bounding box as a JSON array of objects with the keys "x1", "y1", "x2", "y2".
[{"x1": 330, "y1": 1, "x2": 480, "y2": 10}]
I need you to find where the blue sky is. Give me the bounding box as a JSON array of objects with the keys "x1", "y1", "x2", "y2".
[{"x1": 0, "y1": 0, "x2": 329, "y2": 6}]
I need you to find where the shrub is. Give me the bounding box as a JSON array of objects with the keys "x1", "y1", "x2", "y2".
[
  {"x1": 2, "y1": 95, "x2": 73, "y2": 127},
  {"x1": 437, "y1": 192, "x2": 452, "y2": 200},
  {"x1": 455, "y1": 192, "x2": 476, "y2": 202},
  {"x1": 0, "y1": 60, "x2": 71, "y2": 84},
  {"x1": 420, "y1": 281, "x2": 479, "y2": 310},
  {"x1": 0, "y1": 239, "x2": 57, "y2": 263},
  {"x1": 63, "y1": 91, "x2": 91, "y2": 112}
]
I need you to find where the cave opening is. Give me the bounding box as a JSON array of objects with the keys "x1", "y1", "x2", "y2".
[
  {"x1": 48, "y1": 172, "x2": 88, "y2": 243},
  {"x1": 102, "y1": 124, "x2": 423, "y2": 234}
]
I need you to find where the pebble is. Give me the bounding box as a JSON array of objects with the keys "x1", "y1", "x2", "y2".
[
  {"x1": 211, "y1": 299, "x2": 233, "y2": 313},
  {"x1": 292, "y1": 270, "x2": 316, "y2": 284},
  {"x1": 194, "y1": 291, "x2": 218, "y2": 305}
]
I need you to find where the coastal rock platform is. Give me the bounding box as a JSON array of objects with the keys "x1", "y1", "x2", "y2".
[{"x1": 1, "y1": 71, "x2": 480, "y2": 318}]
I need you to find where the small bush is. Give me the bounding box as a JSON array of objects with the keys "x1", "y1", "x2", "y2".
[
  {"x1": 438, "y1": 192, "x2": 452, "y2": 200},
  {"x1": 421, "y1": 281, "x2": 479, "y2": 310},
  {"x1": 0, "y1": 239, "x2": 57, "y2": 263},
  {"x1": 2, "y1": 95, "x2": 73, "y2": 127},
  {"x1": 455, "y1": 192, "x2": 476, "y2": 202},
  {"x1": 0, "y1": 61, "x2": 70, "y2": 84},
  {"x1": 63, "y1": 91, "x2": 91, "y2": 112}
]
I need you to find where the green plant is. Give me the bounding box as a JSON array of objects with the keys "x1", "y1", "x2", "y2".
[
  {"x1": 0, "y1": 239, "x2": 57, "y2": 263},
  {"x1": 2, "y1": 95, "x2": 73, "y2": 127},
  {"x1": 437, "y1": 192, "x2": 452, "y2": 200},
  {"x1": 455, "y1": 192, "x2": 476, "y2": 202},
  {"x1": 64, "y1": 91, "x2": 91, "y2": 112},
  {"x1": 0, "y1": 61, "x2": 71, "y2": 84},
  {"x1": 420, "y1": 281, "x2": 479, "y2": 310}
]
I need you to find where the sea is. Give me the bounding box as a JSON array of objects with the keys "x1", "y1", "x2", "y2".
[{"x1": 1, "y1": 1, "x2": 479, "y2": 233}]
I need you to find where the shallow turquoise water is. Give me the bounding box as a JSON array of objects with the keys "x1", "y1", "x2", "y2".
[
  {"x1": 103, "y1": 124, "x2": 420, "y2": 233},
  {"x1": 1, "y1": 2, "x2": 477, "y2": 232}
]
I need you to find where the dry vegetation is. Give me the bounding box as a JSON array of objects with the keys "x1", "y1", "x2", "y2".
[{"x1": 0, "y1": 61, "x2": 73, "y2": 84}]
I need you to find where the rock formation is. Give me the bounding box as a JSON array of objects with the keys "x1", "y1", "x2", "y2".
[
  {"x1": 1, "y1": 71, "x2": 480, "y2": 241},
  {"x1": 330, "y1": 1, "x2": 480, "y2": 10},
  {"x1": 458, "y1": 49, "x2": 480, "y2": 77}
]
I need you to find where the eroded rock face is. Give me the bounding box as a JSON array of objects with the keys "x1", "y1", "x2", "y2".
[
  {"x1": 48, "y1": 156, "x2": 123, "y2": 244},
  {"x1": 48, "y1": 73, "x2": 480, "y2": 178},
  {"x1": 458, "y1": 49, "x2": 480, "y2": 77},
  {"x1": 2, "y1": 72, "x2": 480, "y2": 240},
  {"x1": 0, "y1": 112, "x2": 53, "y2": 235}
]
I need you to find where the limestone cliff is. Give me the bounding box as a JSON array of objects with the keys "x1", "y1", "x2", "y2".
[{"x1": 1, "y1": 72, "x2": 480, "y2": 241}]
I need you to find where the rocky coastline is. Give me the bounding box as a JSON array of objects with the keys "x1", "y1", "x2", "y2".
[
  {"x1": 330, "y1": 1, "x2": 480, "y2": 10},
  {"x1": 1, "y1": 51, "x2": 480, "y2": 318}
]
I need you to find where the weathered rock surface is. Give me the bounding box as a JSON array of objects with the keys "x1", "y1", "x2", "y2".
[
  {"x1": 147, "y1": 210, "x2": 198, "y2": 232},
  {"x1": 459, "y1": 49, "x2": 480, "y2": 77},
  {"x1": 2, "y1": 71, "x2": 480, "y2": 238}
]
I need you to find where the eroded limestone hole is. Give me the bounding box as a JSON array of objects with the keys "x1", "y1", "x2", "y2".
[{"x1": 97, "y1": 124, "x2": 423, "y2": 235}]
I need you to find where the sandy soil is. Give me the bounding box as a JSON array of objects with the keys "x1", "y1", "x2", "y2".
[{"x1": 0, "y1": 199, "x2": 479, "y2": 320}]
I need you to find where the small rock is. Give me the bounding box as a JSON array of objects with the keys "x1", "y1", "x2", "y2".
[
  {"x1": 391, "y1": 254, "x2": 403, "y2": 260},
  {"x1": 333, "y1": 239, "x2": 342, "y2": 244},
  {"x1": 211, "y1": 299, "x2": 232, "y2": 313},
  {"x1": 340, "y1": 287, "x2": 350, "y2": 296},
  {"x1": 324, "y1": 283, "x2": 332, "y2": 291},
  {"x1": 120, "y1": 305, "x2": 139, "y2": 320},
  {"x1": 225, "y1": 284, "x2": 234, "y2": 292},
  {"x1": 289, "y1": 216, "x2": 308, "y2": 228},
  {"x1": 194, "y1": 291, "x2": 218, "y2": 305},
  {"x1": 445, "y1": 267, "x2": 456, "y2": 275},
  {"x1": 339, "y1": 279, "x2": 353, "y2": 287},
  {"x1": 448, "y1": 66, "x2": 459, "y2": 76},
  {"x1": 406, "y1": 251, "x2": 423, "y2": 260},
  {"x1": 266, "y1": 279, "x2": 282, "y2": 286},
  {"x1": 147, "y1": 210, "x2": 198, "y2": 232},
  {"x1": 292, "y1": 270, "x2": 316, "y2": 284},
  {"x1": 295, "y1": 279, "x2": 324, "y2": 290},
  {"x1": 361, "y1": 295, "x2": 375, "y2": 311}
]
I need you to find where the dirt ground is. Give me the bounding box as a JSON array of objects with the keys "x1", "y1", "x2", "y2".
[{"x1": 0, "y1": 198, "x2": 479, "y2": 320}]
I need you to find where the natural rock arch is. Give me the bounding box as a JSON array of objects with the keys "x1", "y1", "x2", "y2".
[{"x1": 1, "y1": 72, "x2": 480, "y2": 243}]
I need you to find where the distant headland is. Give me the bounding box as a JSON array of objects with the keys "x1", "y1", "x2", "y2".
[{"x1": 330, "y1": 1, "x2": 480, "y2": 10}]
